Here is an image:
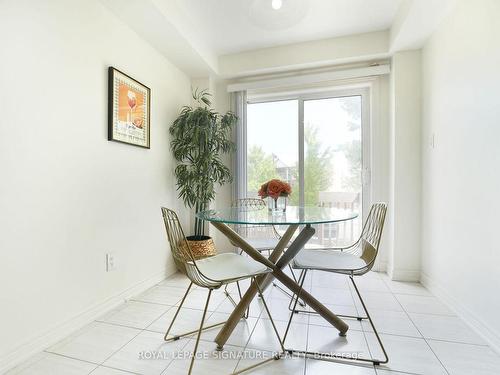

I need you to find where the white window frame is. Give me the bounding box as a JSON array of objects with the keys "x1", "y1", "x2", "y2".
[{"x1": 238, "y1": 86, "x2": 371, "y2": 221}]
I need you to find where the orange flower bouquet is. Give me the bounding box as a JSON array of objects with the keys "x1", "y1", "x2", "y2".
[{"x1": 258, "y1": 179, "x2": 292, "y2": 212}]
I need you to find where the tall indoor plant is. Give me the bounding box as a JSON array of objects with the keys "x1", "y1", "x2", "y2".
[{"x1": 170, "y1": 89, "x2": 236, "y2": 256}]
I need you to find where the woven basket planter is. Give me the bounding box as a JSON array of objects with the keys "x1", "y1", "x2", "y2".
[
  {"x1": 175, "y1": 236, "x2": 216, "y2": 273},
  {"x1": 187, "y1": 236, "x2": 217, "y2": 259}
]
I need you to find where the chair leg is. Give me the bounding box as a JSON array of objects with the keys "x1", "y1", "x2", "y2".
[
  {"x1": 224, "y1": 281, "x2": 249, "y2": 319},
  {"x1": 224, "y1": 250, "x2": 244, "y2": 300},
  {"x1": 164, "y1": 283, "x2": 228, "y2": 343},
  {"x1": 283, "y1": 270, "x2": 307, "y2": 346},
  {"x1": 255, "y1": 277, "x2": 285, "y2": 353},
  {"x1": 232, "y1": 278, "x2": 284, "y2": 375},
  {"x1": 286, "y1": 275, "x2": 389, "y2": 366},
  {"x1": 272, "y1": 265, "x2": 307, "y2": 307},
  {"x1": 349, "y1": 275, "x2": 388, "y2": 365},
  {"x1": 223, "y1": 249, "x2": 249, "y2": 318},
  {"x1": 288, "y1": 264, "x2": 300, "y2": 284},
  {"x1": 289, "y1": 307, "x2": 368, "y2": 321},
  {"x1": 286, "y1": 271, "x2": 368, "y2": 321},
  {"x1": 164, "y1": 282, "x2": 193, "y2": 341},
  {"x1": 237, "y1": 281, "x2": 250, "y2": 319},
  {"x1": 287, "y1": 270, "x2": 306, "y2": 312},
  {"x1": 188, "y1": 289, "x2": 212, "y2": 375},
  {"x1": 224, "y1": 283, "x2": 230, "y2": 297}
]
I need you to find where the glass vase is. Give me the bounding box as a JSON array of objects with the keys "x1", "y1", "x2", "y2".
[{"x1": 268, "y1": 196, "x2": 287, "y2": 213}]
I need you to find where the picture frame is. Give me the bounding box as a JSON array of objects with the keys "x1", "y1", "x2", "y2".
[{"x1": 108, "y1": 67, "x2": 151, "y2": 148}]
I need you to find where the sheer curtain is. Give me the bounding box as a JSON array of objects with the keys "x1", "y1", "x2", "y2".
[{"x1": 231, "y1": 91, "x2": 247, "y2": 201}]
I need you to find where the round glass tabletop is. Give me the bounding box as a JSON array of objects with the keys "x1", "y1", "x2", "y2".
[{"x1": 197, "y1": 206, "x2": 358, "y2": 225}]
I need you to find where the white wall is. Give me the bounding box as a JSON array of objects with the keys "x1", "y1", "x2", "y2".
[
  {"x1": 219, "y1": 31, "x2": 390, "y2": 77},
  {"x1": 421, "y1": 0, "x2": 500, "y2": 350},
  {"x1": 370, "y1": 75, "x2": 391, "y2": 271},
  {"x1": 0, "y1": 0, "x2": 191, "y2": 369},
  {"x1": 388, "y1": 50, "x2": 422, "y2": 281},
  {"x1": 212, "y1": 80, "x2": 235, "y2": 252}
]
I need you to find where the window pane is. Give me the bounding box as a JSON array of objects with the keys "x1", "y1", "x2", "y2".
[
  {"x1": 304, "y1": 96, "x2": 362, "y2": 247},
  {"x1": 246, "y1": 100, "x2": 299, "y2": 202}
]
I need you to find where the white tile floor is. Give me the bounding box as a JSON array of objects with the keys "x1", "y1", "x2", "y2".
[{"x1": 7, "y1": 271, "x2": 500, "y2": 375}]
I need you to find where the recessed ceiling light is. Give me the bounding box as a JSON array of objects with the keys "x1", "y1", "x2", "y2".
[
  {"x1": 249, "y1": 0, "x2": 309, "y2": 30},
  {"x1": 272, "y1": 0, "x2": 282, "y2": 10}
]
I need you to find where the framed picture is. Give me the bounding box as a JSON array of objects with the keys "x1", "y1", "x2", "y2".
[{"x1": 108, "y1": 67, "x2": 151, "y2": 148}]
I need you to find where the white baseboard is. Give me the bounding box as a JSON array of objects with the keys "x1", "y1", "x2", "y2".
[
  {"x1": 388, "y1": 267, "x2": 420, "y2": 282},
  {"x1": 420, "y1": 271, "x2": 500, "y2": 355},
  {"x1": 373, "y1": 259, "x2": 387, "y2": 273},
  {"x1": 0, "y1": 269, "x2": 173, "y2": 374}
]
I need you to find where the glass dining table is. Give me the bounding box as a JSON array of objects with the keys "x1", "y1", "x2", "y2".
[{"x1": 197, "y1": 205, "x2": 358, "y2": 350}]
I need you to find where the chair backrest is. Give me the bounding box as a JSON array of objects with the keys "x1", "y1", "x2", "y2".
[
  {"x1": 232, "y1": 198, "x2": 267, "y2": 209},
  {"x1": 358, "y1": 203, "x2": 387, "y2": 272},
  {"x1": 161, "y1": 207, "x2": 221, "y2": 288},
  {"x1": 161, "y1": 207, "x2": 196, "y2": 266},
  {"x1": 231, "y1": 198, "x2": 265, "y2": 234},
  {"x1": 230, "y1": 198, "x2": 281, "y2": 241}
]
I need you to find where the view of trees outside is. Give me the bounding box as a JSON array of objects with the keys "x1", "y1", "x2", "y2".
[
  {"x1": 340, "y1": 96, "x2": 362, "y2": 193},
  {"x1": 247, "y1": 99, "x2": 298, "y2": 202},
  {"x1": 289, "y1": 124, "x2": 332, "y2": 205},
  {"x1": 247, "y1": 145, "x2": 277, "y2": 192},
  {"x1": 247, "y1": 125, "x2": 332, "y2": 206},
  {"x1": 246, "y1": 96, "x2": 362, "y2": 245}
]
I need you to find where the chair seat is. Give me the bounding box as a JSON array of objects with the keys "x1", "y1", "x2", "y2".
[
  {"x1": 293, "y1": 249, "x2": 368, "y2": 272},
  {"x1": 195, "y1": 253, "x2": 270, "y2": 282}
]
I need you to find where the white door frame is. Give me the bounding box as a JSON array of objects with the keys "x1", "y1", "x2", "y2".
[{"x1": 241, "y1": 87, "x2": 372, "y2": 221}]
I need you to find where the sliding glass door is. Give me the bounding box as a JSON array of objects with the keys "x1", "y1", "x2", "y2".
[{"x1": 245, "y1": 89, "x2": 369, "y2": 246}]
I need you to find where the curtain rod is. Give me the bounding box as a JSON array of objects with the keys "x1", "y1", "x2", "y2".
[{"x1": 227, "y1": 64, "x2": 390, "y2": 93}]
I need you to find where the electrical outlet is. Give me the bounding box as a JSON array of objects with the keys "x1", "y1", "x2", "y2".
[{"x1": 106, "y1": 253, "x2": 116, "y2": 272}]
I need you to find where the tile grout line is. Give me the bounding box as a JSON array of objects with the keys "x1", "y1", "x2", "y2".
[
  {"x1": 39, "y1": 352, "x2": 101, "y2": 372},
  {"x1": 230, "y1": 276, "x2": 303, "y2": 373},
  {"x1": 375, "y1": 365, "x2": 427, "y2": 375},
  {"x1": 53, "y1": 282, "x2": 221, "y2": 375},
  {"x1": 121, "y1": 285, "x2": 223, "y2": 374},
  {"x1": 97, "y1": 315, "x2": 170, "y2": 371},
  {"x1": 89, "y1": 364, "x2": 141, "y2": 375},
  {"x1": 43, "y1": 312, "x2": 157, "y2": 374},
  {"x1": 128, "y1": 298, "x2": 176, "y2": 307},
  {"x1": 29, "y1": 272, "x2": 498, "y2": 375},
  {"x1": 384, "y1": 277, "x2": 451, "y2": 375},
  {"x1": 44, "y1": 323, "x2": 142, "y2": 368},
  {"x1": 232, "y1": 294, "x2": 268, "y2": 373},
  {"x1": 41, "y1": 351, "x2": 143, "y2": 375}
]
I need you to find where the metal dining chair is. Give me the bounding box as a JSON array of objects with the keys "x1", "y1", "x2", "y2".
[
  {"x1": 282, "y1": 202, "x2": 388, "y2": 365},
  {"x1": 161, "y1": 207, "x2": 284, "y2": 374},
  {"x1": 229, "y1": 198, "x2": 281, "y2": 252},
  {"x1": 224, "y1": 198, "x2": 305, "y2": 307}
]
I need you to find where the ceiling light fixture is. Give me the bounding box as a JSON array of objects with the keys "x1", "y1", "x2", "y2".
[
  {"x1": 249, "y1": 0, "x2": 309, "y2": 30},
  {"x1": 271, "y1": 0, "x2": 282, "y2": 10}
]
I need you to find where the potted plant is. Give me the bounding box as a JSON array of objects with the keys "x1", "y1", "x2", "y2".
[{"x1": 170, "y1": 89, "x2": 237, "y2": 259}]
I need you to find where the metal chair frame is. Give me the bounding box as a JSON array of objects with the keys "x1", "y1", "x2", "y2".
[
  {"x1": 161, "y1": 207, "x2": 285, "y2": 374},
  {"x1": 283, "y1": 203, "x2": 389, "y2": 366}
]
